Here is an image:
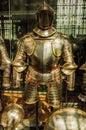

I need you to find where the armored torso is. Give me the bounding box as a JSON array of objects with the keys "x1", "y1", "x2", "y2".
[{"x1": 24, "y1": 27, "x2": 63, "y2": 73}]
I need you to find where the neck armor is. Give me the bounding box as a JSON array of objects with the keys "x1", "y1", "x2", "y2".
[{"x1": 33, "y1": 26, "x2": 56, "y2": 37}]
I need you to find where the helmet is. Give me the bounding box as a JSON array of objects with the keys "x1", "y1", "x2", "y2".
[
  {"x1": 44, "y1": 107, "x2": 86, "y2": 130},
  {"x1": 36, "y1": 2, "x2": 54, "y2": 30},
  {"x1": 1, "y1": 103, "x2": 24, "y2": 130}
]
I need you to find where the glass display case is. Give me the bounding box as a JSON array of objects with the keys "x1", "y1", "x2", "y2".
[{"x1": 0, "y1": 0, "x2": 86, "y2": 130}]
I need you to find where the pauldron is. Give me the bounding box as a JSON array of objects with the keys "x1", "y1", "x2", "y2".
[{"x1": 12, "y1": 34, "x2": 36, "y2": 73}]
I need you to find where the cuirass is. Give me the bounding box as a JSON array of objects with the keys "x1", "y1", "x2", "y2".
[{"x1": 25, "y1": 34, "x2": 63, "y2": 73}]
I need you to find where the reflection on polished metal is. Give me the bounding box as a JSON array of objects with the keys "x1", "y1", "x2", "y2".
[
  {"x1": 1, "y1": 103, "x2": 24, "y2": 130},
  {"x1": 78, "y1": 62, "x2": 86, "y2": 102},
  {"x1": 12, "y1": 2, "x2": 77, "y2": 108},
  {"x1": 0, "y1": 37, "x2": 11, "y2": 88},
  {"x1": 44, "y1": 107, "x2": 86, "y2": 130}
]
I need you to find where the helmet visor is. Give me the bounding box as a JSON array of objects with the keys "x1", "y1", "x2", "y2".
[{"x1": 37, "y1": 10, "x2": 53, "y2": 29}]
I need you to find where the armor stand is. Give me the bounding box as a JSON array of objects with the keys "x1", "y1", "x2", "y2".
[{"x1": 36, "y1": 101, "x2": 39, "y2": 130}]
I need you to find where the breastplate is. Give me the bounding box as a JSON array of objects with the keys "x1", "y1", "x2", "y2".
[
  {"x1": 29, "y1": 37, "x2": 62, "y2": 73},
  {"x1": 24, "y1": 32, "x2": 63, "y2": 73}
]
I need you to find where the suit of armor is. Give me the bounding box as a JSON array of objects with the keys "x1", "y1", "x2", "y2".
[
  {"x1": 0, "y1": 37, "x2": 11, "y2": 88},
  {"x1": 13, "y1": 2, "x2": 77, "y2": 108}
]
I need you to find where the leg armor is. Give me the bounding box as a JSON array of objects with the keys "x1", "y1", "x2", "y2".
[
  {"x1": 47, "y1": 77, "x2": 62, "y2": 108},
  {"x1": 24, "y1": 66, "x2": 62, "y2": 108},
  {"x1": 24, "y1": 77, "x2": 38, "y2": 104}
]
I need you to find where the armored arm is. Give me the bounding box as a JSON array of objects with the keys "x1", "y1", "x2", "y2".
[
  {"x1": 62, "y1": 37, "x2": 77, "y2": 91},
  {"x1": 78, "y1": 62, "x2": 86, "y2": 102},
  {"x1": 12, "y1": 39, "x2": 27, "y2": 88},
  {"x1": 0, "y1": 38, "x2": 11, "y2": 88}
]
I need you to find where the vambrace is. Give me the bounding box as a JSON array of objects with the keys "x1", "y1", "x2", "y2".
[
  {"x1": 66, "y1": 71, "x2": 75, "y2": 91},
  {"x1": 78, "y1": 62, "x2": 86, "y2": 102},
  {"x1": 12, "y1": 40, "x2": 27, "y2": 73},
  {"x1": 62, "y1": 38, "x2": 77, "y2": 91},
  {"x1": 0, "y1": 38, "x2": 11, "y2": 88},
  {"x1": 2, "y1": 65, "x2": 11, "y2": 88},
  {"x1": 12, "y1": 40, "x2": 27, "y2": 88}
]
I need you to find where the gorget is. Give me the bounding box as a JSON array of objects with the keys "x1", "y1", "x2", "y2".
[{"x1": 33, "y1": 27, "x2": 56, "y2": 37}]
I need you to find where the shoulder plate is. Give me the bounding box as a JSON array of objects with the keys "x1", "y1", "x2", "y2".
[{"x1": 22, "y1": 34, "x2": 36, "y2": 56}]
